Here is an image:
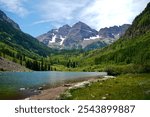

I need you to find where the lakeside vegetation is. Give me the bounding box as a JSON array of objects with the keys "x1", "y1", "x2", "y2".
[{"x1": 60, "y1": 74, "x2": 150, "y2": 100}]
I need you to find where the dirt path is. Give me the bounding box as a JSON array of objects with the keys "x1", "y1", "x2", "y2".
[{"x1": 29, "y1": 86, "x2": 68, "y2": 100}]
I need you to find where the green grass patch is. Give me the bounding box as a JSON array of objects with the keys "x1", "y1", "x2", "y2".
[{"x1": 60, "y1": 73, "x2": 150, "y2": 100}]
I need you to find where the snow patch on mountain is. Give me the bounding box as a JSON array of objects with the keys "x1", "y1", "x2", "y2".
[
  {"x1": 60, "y1": 36, "x2": 65, "y2": 45},
  {"x1": 84, "y1": 35, "x2": 100, "y2": 40},
  {"x1": 49, "y1": 35, "x2": 56, "y2": 43}
]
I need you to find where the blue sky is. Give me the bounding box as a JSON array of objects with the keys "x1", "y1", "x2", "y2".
[{"x1": 0, "y1": 0, "x2": 149, "y2": 37}]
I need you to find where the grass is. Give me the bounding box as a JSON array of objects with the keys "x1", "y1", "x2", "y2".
[{"x1": 60, "y1": 73, "x2": 150, "y2": 100}]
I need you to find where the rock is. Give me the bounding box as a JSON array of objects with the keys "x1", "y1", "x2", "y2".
[
  {"x1": 101, "y1": 97, "x2": 107, "y2": 100},
  {"x1": 19, "y1": 88, "x2": 26, "y2": 91},
  {"x1": 64, "y1": 84, "x2": 72, "y2": 87},
  {"x1": 68, "y1": 81, "x2": 90, "y2": 89},
  {"x1": 38, "y1": 87, "x2": 43, "y2": 90},
  {"x1": 34, "y1": 90, "x2": 41, "y2": 94},
  {"x1": 24, "y1": 98, "x2": 30, "y2": 100},
  {"x1": 104, "y1": 76, "x2": 116, "y2": 78},
  {"x1": 73, "y1": 81, "x2": 90, "y2": 88},
  {"x1": 68, "y1": 87, "x2": 73, "y2": 90},
  {"x1": 34, "y1": 90, "x2": 38, "y2": 93}
]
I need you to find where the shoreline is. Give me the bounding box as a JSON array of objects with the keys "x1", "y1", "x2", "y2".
[{"x1": 27, "y1": 75, "x2": 112, "y2": 100}]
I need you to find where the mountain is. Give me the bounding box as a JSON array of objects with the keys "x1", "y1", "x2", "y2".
[
  {"x1": 124, "y1": 3, "x2": 150, "y2": 38},
  {"x1": 0, "y1": 9, "x2": 55, "y2": 71},
  {"x1": 37, "y1": 21, "x2": 99, "y2": 49},
  {"x1": 63, "y1": 21, "x2": 98, "y2": 48},
  {"x1": 99, "y1": 24, "x2": 130, "y2": 39},
  {"x1": 0, "y1": 10, "x2": 20, "y2": 30},
  {"x1": 37, "y1": 22, "x2": 130, "y2": 50},
  {"x1": 83, "y1": 24, "x2": 130, "y2": 50},
  {"x1": 0, "y1": 10, "x2": 52, "y2": 57},
  {"x1": 37, "y1": 25, "x2": 71, "y2": 49},
  {"x1": 78, "y1": 2, "x2": 150, "y2": 74}
]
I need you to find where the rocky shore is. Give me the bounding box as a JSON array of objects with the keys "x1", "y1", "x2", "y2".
[{"x1": 27, "y1": 76, "x2": 115, "y2": 100}]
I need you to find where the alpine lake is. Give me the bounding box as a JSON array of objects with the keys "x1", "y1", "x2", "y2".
[{"x1": 0, "y1": 71, "x2": 107, "y2": 99}]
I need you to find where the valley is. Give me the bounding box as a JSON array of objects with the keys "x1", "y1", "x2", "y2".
[{"x1": 0, "y1": 2, "x2": 150, "y2": 100}]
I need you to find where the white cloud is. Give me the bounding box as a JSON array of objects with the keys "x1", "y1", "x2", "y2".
[
  {"x1": 34, "y1": 0, "x2": 150, "y2": 30},
  {"x1": 34, "y1": 0, "x2": 90, "y2": 25},
  {"x1": 79, "y1": 0, "x2": 150, "y2": 29},
  {"x1": 33, "y1": 19, "x2": 52, "y2": 25},
  {"x1": 3, "y1": 0, "x2": 148, "y2": 31},
  {"x1": 0, "y1": 0, "x2": 28, "y2": 17}
]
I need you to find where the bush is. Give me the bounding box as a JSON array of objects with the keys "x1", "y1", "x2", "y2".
[{"x1": 103, "y1": 64, "x2": 150, "y2": 75}]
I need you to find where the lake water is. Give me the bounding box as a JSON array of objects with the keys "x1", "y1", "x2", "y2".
[{"x1": 0, "y1": 71, "x2": 107, "y2": 99}]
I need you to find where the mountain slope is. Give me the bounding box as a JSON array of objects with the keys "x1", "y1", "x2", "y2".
[
  {"x1": 0, "y1": 57, "x2": 29, "y2": 71},
  {"x1": 0, "y1": 10, "x2": 20, "y2": 30},
  {"x1": 0, "y1": 10, "x2": 52, "y2": 57},
  {"x1": 37, "y1": 25, "x2": 71, "y2": 47},
  {"x1": 78, "y1": 2, "x2": 150, "y2": 73},
  {"x1": 124, "y1": 2, "x2": 150, "y2": 38},
  {"x1": 0, "y1": 10, "x2": 56, "y2": 71}
]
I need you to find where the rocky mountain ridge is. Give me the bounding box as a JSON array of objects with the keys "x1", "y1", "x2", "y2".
[{"x1": 37, "y1": 22, "x2": 130, "y2": 50}]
